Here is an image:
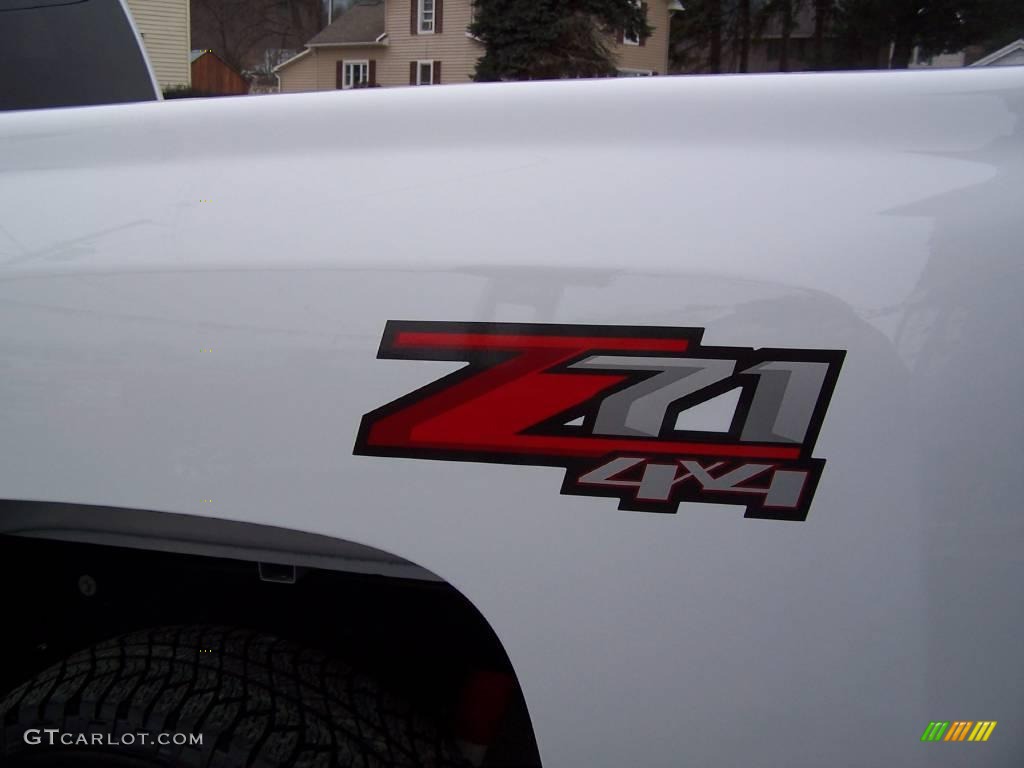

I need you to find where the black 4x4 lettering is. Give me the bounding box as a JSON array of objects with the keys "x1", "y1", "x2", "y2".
[{"x1": 575, "y1": 457, "x2": 810, "y2": 515}]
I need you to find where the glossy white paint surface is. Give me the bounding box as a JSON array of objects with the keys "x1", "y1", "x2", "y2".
[{"x1": 1, "y1": 70, "x2": 1022, "y2": 766}]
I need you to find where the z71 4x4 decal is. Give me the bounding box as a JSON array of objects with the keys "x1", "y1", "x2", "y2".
[{"x1": 354, "y1": 322, "x2": 844, "y2": 521}]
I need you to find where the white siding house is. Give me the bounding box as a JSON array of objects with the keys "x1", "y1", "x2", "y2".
[
  {"x1": 124, "y1": 0, "x2": 192, "y2": 89},
  {"x1": 970, "y1": 39, "x2": 1024, "y2": 68}
]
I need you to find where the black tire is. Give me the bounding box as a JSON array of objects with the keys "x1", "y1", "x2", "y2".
[{"x1": 0, "y1": 626, "x2": 468, "y2": 768}]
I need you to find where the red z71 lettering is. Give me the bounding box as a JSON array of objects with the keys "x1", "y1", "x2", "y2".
[{"x1": 354, "y1": 321, "x2": 844, "y2": 520}]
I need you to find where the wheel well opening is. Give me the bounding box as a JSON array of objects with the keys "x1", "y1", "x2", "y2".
[{"x1": 0, "y1": 501, "x2": 542, "y2": 767}]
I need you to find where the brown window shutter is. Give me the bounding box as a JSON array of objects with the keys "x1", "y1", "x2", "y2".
[
  {"x1": 639, "y1": 3, "x2": 648, "y2": 46},
  {"x1": 336, "y1": 60, "x2": 344, "y2": 89},
  {"x1": 410, "y1": 60, "x2": 417, "y2": 85},
  {"x1": 433, "y1": 60, "x2": 441, "y2": 84},
  {"x1": 616, "y1": 27, "x2": 624, "y2": 45},
  {"x1": 410, "y1": 0, "x2": 418, "y2": 35},
  {"x1": 369, "y1": 59, "x2": 377, "y2": 86},
  {"x1": 435, "y1": 0, "x2": 443, "y2": 33}
]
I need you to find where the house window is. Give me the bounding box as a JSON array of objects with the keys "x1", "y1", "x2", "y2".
[
  {"x1": 342, "y1": 60, "x2": 369, "y2": 89},
  {"x1": 466, "y1": 1, "x2": 484, "y2": 41},
  {"x1": 419, "y1": 0, "x2": 435, "y2": 34},
  {"x1": 417, "y1": 60, "x2": 434, "y2": 85},
  {"x1": 624, "y1": 0, "x2": 641, "y2": 45}
]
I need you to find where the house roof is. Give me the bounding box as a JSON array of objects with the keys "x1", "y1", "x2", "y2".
[
  {"x1": 272, "y1": 48, "x2": 312, "y2": 73},
  {"x1": 190, "y1": 49, "x2": 236, "y2": 71},
  {"x1": 969, "y1": 38, "x2": 1024, "y2": 67},
  {"x1": 306, "y1": 0, "x2": 385, "y2": 47}
]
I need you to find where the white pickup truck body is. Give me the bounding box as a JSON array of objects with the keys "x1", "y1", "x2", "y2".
[{"x1": 1, "y1": 69, "x2": 1022, "y2": 766}]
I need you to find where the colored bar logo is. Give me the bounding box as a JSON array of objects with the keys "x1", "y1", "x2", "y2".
[{"x1": 921, "y1": 721, "x2": 997, "y2": 742}]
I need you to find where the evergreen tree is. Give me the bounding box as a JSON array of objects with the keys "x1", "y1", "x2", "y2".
[
  {"x1": 470, "y1": 0, "x2": 652, "y2": 81},
  {"x1": 754, "y1": 0, "x2": 807, "y2": 72},
  {"x1": 832, "y1": 0, "x2": 1024, "y2": 69},
  {"x1": 671, "y1": 0, "x2": 758, "y2": 73}
]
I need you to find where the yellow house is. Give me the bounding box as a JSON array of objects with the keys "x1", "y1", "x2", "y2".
[
  {"x1": 275, "y1": 0, "x2": 673, "y2": 91},
  {"x1": 124, "y1": 0, "x2": 192, "y2": 89}
]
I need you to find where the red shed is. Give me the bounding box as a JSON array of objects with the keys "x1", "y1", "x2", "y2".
[{"x1": 190, "y1": 50, "x2": 248, "y2": 96}]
